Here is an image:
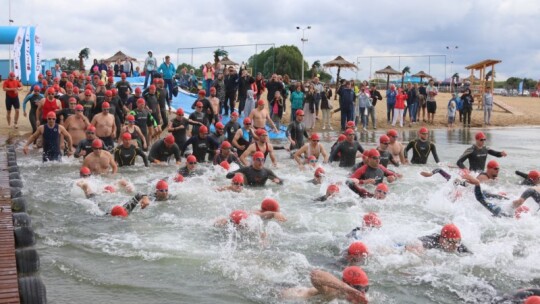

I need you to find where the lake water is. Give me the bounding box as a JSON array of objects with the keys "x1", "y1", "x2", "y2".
[{"x1": 18, "y1": 127, "x2": 540, "y2": 304}]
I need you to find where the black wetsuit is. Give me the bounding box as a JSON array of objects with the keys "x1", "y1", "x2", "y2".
[
  {"x1": 144, "y1": 93, "x2": 160, "y2": 123},
  {"x1": 516, "y1": 171, "x2": 537, "y2": 186},
  {"x1": 346, "y1": 180, "x2": 375, "y2": 198},
  {"x1": 42, "y1": 123, "x2": 61, "y2": 162},
  {"x1": 456, "y1": 145, "x2": 504, "y2": 171},
  {"x1": 56, "y1": 108, "x2": 75, "y2": 124},
  {"x1": 350, "y1": 164, "x2": 393, "y2": 185},
  {"x1": 170, "y1": 117, "x2": 190, "y2": 148},
  {"x1": 286, "y1": 120, "x2": 309, "y2": 150},
  {"x1": 430, "y1": 168, "x2": 452, "y2": 181},
  {"x1": 74, "y1": 138, "x2": 104, "y2": 158},
  {"x1": 191, "y1": 98, "x2": 214, "y2": 118},
  {"x1": 419, "y1": 234, "x2": 471, "y2": 253},
  {"x1": 492, "y1": 288, "x2": 540, "y2": 304},
  {"x1": 115, "y1": 80, "x2": 132, "y2": 104},
  {"x1": 329, "y1": 141, "x2": 364, "y2": 167},
  {"x1": 224, "y1": 120, "x2": 241, "y2": 143},
  {"x1": 156, "y1": 87, "x2": 169, "y2": 130},
  {"x1": 519, "y1": 188, "x2": 540, "y2": 204},
  {"x1": 182, "y1": 135, "x2": 219, "y2": 162},
  {"x1": 213, "y1": 153, "x2": 241, "y2": 166},
  {"x1": 130, "y1": 109, "x2": 157, "y2": 140},
  {"x1": 234, "y1": 128, "x2": 254, "y2": 155},
  {"x1": 122, "y1": 193, "x2": 148, "y2": 214},
  {"x1": 226, "y1": 166, "x2": 281, "y2": 187},
  {"x1": 473, "y1": 185, "x2": 511, "y2": 217},
  {"x1": 178, "y1": 166, "x2": 202, "y2": 177},
  {"x1": 377, "y1": 148, "x2": 398, "y2": 168},
  {"x1": 404, "y1": 139, "x2": 439, "y2": 164},
  {"x1": 188, "y1": 111, "x2": 209, "y2": 136},
  {"x1": 148, "y1": 139, "x2": 181, "y2": 163},
  {"x1": 113, "y1": 144, "x2": 149, "y2": 167}
]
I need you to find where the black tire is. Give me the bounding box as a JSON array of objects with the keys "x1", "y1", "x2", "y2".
[
  {"x1": 8, "y1": 165, "x2": 19, "y2": 173},
  {"x1": 7, "y1": 153, "x2": 16, "y2": 161},
  {"x1": 11, "y1": 197, "x2": 27, "y2": 212},
  {"x1": 18, "y1": 276, "x2": 47, "y2": 304},
  {"x1": 9, "y1": 172, "x2": 21, "y2": 180},
  {"x1": 14, "y1": 227, "x2": 35, "y2": 248},
  {"x1": 15, "y1": 248, "x2": 40, "y2": 274},
  {"x1": 8, "y1": 160, "x2": 17, "y2": 167},
  {"x1": 11, "y1": 187, "x2": 22, "y2": 198},
  {"x1": 12, "y1": 212, "x2": 32, "y2": 227},
  {"x1": 10, "y1": 179, "x2": 23, "y2": 188}
]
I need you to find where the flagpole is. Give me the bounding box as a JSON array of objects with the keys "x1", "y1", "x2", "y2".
[{"x1": 8, "y1": 0, "x2": 13, "y2": 72}]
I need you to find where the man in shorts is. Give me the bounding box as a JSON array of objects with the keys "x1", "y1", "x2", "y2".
[
  {"x1": 426, "y1": 79, "x2": 438, "y2": 124},
  {"x1": 2, "y1": 72, "x2": 23, "y2": 128}
]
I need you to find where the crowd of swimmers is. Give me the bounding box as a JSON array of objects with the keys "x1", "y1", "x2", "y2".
[{"x1": 13, "y1": 69, "x2": 540, "y2": 303}]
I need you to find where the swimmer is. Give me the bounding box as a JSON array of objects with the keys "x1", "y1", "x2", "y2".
[
  {"x1": 456, "y1": 131, "x2": 507, "y2": 172},
  {"x1": 404, "y1": 127, "x2": 440, "y2": 164},
  {"x1": 112, "y1": 132, "x2": 149, "y2": 167},
  {"x1": 109, "y1": 194, "x2": 150, "y2": 217},
  {"x1": 226, "y1": 151, "x2": 283, "y2": 187},
  {"x1": 82, "y1": 139, "x2": 117, "y2": 175},
  {"x1": 512, "y1": 185, "x2": 540, "y2": 210},
  {"x1": 148, "y1": 134, "x2": 182, "y2": 165},
  {"x1": 314, "y1": 184, "x2": 340, "y2": 202},
  {"x1": 74, "y1": 125, "x2": 104, "y2": 158},
  {"x1": 248, "y1": 99, "x2": 279, "y2": 132},
  {"x1": 308, "y1": 167, "x2": 325, "y2": 185},
  {"x1": 232, "y1": 117, "x2": 257, "y2": 156},
  {"x1": 407, "y1": 223, "x2": 471, "y2": 254},
  {"x1": 181, "y1": 125, "x2": 219, "y2": 163},
  {"x1": 214, "y1": 210, "x2": 250, "y2": 228},
  {"x1": 346, "y1": 182, "x2": 389, "y2": 200},
  {"x1": 286, "y1": 109, "x2": 309, "y2": 151},
  {"x1": 329, "y1": 134, "x2": 347, "y2": 163},
  {"x1": 329, "y1": 129, "x2": 365, "y2": 167},
  {"x1": 345, "y1": 241, "x2": 369, "y2": 265},
  {"x1": 387, "y1": 129, "x2": 408, "y2": 165},
  {"x1": 76, "y1": 179, "x2": 134, "y2": 199},
  {"x1": 349, "y1": 149, "x2": 397, "y2": 186},
  {"x1": 492, "y1": 288, "x2": 540, "y2": 303},
  {"x1": 90, "y1": 101, "x2": 116, "y2": 150},
  {"x1": 239, "y1": 129, "x2": 277, "y2": 167},
  {"x1": 515, "y1": 170, "x2": 540, "y2": 186},
  {"x1": 23, "y1": 111, "x2": 73, "y2": 161},
  {"x1": 217, "y1": 173, "x2": 244, "y2": 192},
  {"x1": 347, "y1": 212, "x2": 382, "y2": 240},
  {"x1": 251, "y1": 198, "x2": 287, "y2": 222},
  {"x1": 178, "y1": 155, "x2": 202, "y2": 177},
  {"x1": 79, "y1": 166, "x2": 92, "y2": 178},
  {"x1": 213, "y1": 141, "x2": 241, "y2": 166},
  {"x1": 281, "y1": 266, "x2": 369, "y2": 304},
  {"x1": 293, "y1": 133, "x2": 329, "y2": 168},
  {"x1": 376, "y1": 135, "x2": 399, "y2": 168},
  {"x1": 476, "y1": 160, "x2": 501, "y2": 183}
]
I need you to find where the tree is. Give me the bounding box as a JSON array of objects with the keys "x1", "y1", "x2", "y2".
[
  {"x1": 311, "y1": 60, "x2": 321, "y2": 78},
  {"x1": 400, "y1": 66, "x2": 410, "y2": 88},
  {"x1": 247, "y1": 45, "x2": 304, "y2": 79},
  {"x1": 213, "y1": 49, "x2": 228, "y2": 67},
  {"x1": 176, "y1": 63, "x2": 201, "y2": 76},
  {"x1": 78, "y1": 48, "x2": 90, "y2": 71},
  {"x1": 53, "y1": 57, "x2": 80, "y2": 72},
  {"x1": 505, "y1": 77, "x2": 521, "y2": 91}
]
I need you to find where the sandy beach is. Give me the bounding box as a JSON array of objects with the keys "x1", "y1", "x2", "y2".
[{"x1": 1, "y1": 84, "x2": 539, "y2": 143}]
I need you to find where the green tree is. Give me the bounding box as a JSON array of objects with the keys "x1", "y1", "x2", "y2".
[
  {"x1": 505, "y1": 77, "x2": 521, "y2": 91},
  {"x1": 176, "y1": 63, "x2": 200, "y2": 76},
  {"x1": 78, "y1": 47, "x2": 90, "y2": 71},
  {"x1": 400, "y1": 66, "x2": 410, "y2": 88},
  {"x1": 213, "y1": 49, "x2": 228, "y2": 67},
  {"x1": 247, "y1": 45, "x2": 305, "y2": 80},
  {"x1": 524, "y1": 78, "x2": 537, "y2": 91},
  {"x1": 53, "y1": 57, "x2": 80, "y2": 72}
]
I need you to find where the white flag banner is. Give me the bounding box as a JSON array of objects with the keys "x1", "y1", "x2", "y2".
[
  {"x1": 12, "y1": 27, "x2": 25, "y2": 79},
  {"x1": 24, "y1": 26, "x2": 32, "y2": 82},
  {"x1": 34, "y1": 26, "x2": 42, "y2": 83}
]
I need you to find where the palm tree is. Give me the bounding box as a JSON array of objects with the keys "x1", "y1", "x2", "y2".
[
  {"x1": 213, "y1": 49, "x2": 228, "y2": 67},
  {"x1": 311, "y1": 60, "x2": 321, "y2": 78},
  {"x1": 485, "y1": 70, "x2": 493, "y2": 81},
  {"x1": 400, "y1": 66, "x2": 410, "y2": 88},
  {"x1": 78, "y1": 48, "x2": 90, "y2": 71}
]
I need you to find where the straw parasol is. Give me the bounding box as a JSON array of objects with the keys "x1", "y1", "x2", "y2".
[
  {"x1": 104, "y1": 51, "x2": 136, "y2": 63},
  {"x1": 323, "y1": 56, "x2": 357, "y2": 99},
  {"x1": 375, "y1": 65, "x2": 401, "y2": 89},
  {"x1": 412, "y1": 70, "x2": 432, "y2": 83},
  {"x1": 219, "y1": 56, "x2": 238, "y2": 66}
]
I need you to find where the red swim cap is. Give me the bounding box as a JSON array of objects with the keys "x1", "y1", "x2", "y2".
[
  {"x1": 105, "y1": 90, "x2": 112, "y2": 97},
  {"x1": 126, "y1": 115, "x2": 135, "y2": 122},
  {"x1": 199, "y1": 125, "x2": 209, "y2": 134},
  {"x1": 156, "y1": 180, "x2": 168, "y2": 190},
  {"x1": 33, "y1": 85, "x2": 40, "y2": 92},
  {"x1": 363, "y1": 212, "x2": 382, "y2": 228},
  {"x1": 221, "y1": 141, "x2": 232, "y2": 149},
  {"x1": 252, "y1": 151, "x2": 265, "y2": 160},
  {"x1": 104, "y1": 185, "x2": 116, "y2": 193},
  {"x1": 47, "y1": 87, "x2": 56, "y2": 95},
  {"x1": 308, "y1": 155, "x2": 317, "y2": 162},
  {"x1": 295, "y1": 109, "x2": 304, "y2": 116},
  {"x1": 337, "y1": 134, "x2": 346, "y2": 142},
  {"x1": 487, "y1": 160, "x2": 499, "y2": 169},
  {"x1": 210, "y1": 87, "x2": 216, "y2": 93},
  {"x1": 367, "y1": 149, "x2": 380, "y2": 158},
  {"x1": 243, "y1": 117, "x2": 252, "y2": 125},
  {"x1": 255, "y1": 129, "x2": 267, "y2": 137},
  {"x1": 310, "y1": 133, "x2": 320, "y2": 141},
  {"x1": 136, "y1": 98, "x2": 145, "y2": 105},
  {"x1": 108, "y1": 77, "x2": 114, "y2": 83},
  {"x1": 66, "y1": 81, "x2": 73, "y2": 88},
  {"x1": 46, "y1": 111, "x2": 56, "y2": 119},
  {"x1": 215, "y1": 122, "x2": 224, "y2": 129},
  {"x1": 348, "y1": 241, "x2": 369, "y2": 258},
  {"x1": 441, "y1": 224, "x2": 461, "y2": 239},
  {"x1": 149, "y1": 85, "x2": 156, "y2": 91},
  {"x1": 174, "y1": 174, "x2": 184, "y2": 182},
  {"x1": 91, "y1": 139, "x2": 103, "y2": 149},
  {"x1": 326, "y1": 184, "x2": 340, "y2": 195},
  {"x1": 111, "y1": 205, "x2": 128, "y2": 217},
  {"x1": 376, "y1": 183, "x2": 389, "y2": 193},
  {"x1": 344, "y1": 129, "x2": 355, "y2": 135},
  {"x1": 80, "y1": 166, "x2": 91, "y2": 177},
  {"x1": 186, "y1": 155, "x2": 197, "y2": 163},
  {"x1": 121, "y1": 73, "x2": 126, "y2": 78},
  {"x1": 314, "y1": 167, "x2": 325, "y2": 178},
  {"x1": 261, "y1": 198, "x2": 280, "y2": 212},
  {"x1": 176, "y1": 108, "x2": 184, "y2": 116},
  {"x1": 346, "y1": 121, "x2": 355, "y2": 128},
  {"x1": 229, "y1": 210, "x2": 248, "y2": 225},
  {"x1": 231, "y1": 112, "x2": 239, "y2": 117},
  {"x1": 164, "y1": 134, "x2": 175, "y2": 145},
  {"x1": 220, "y1": 161, "x2": 230, "y2": 170},
  {"x1": 198, "y1": 90, "x2": 206, "y2": 96},
  {"x1": 257, "y1": 99, "x2": 265, "y2": 106},
  {"x1": 529, "y1": 170, "x2": 540, "y2": 181},
  {"x1": 135, "y1": 87, "x2": 142, "y2": 94},
  {"x1": 122, "y1": 132, "x2": 132, "y2": 140},
  {"x1": 86, "y1": 125, "x2": 96, "y2": 132},
  {"x1": 342, "y1": 266, "x2": 369, "y2": 286},
  {"x1": 419, "y1": 127, "x2": 428, "y2": 134},
  {"x1": 232, "y1": 173, "x2": 244, "y2": 184},
  {"x1": 475, "y1": 131, "x2": 486, "y2": 140},
  {"x1": 195, "y1": 101, "x2": 203, "y2": 107},
  {"x1": 525, "y1": 296, "x2": 540, "y2": 304},
  {"x1": 102, "y1": 102, "x2": 110, "y2": 109},
  {"x1": 379, "y1": 135, "x2": 390, "y2": 144},
  {"x1": 98, "y1": 80, "x2": 105, "y2": 86},
  {"x1": 75, "y1": 104, "x2": 84, "y2": 112}
]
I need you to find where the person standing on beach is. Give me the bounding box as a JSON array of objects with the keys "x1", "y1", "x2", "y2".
[
  {"x1": 321, "y1": 84, "x2": 333, "y2": 130},
  {"x1": 157, "y1": 55, "x2": 176, "y2": 102},
  {"x1": 426, "y1": 79, "x2": 438, "y2": 124},
  {"x1": 406, "y1": 83, "x2": 419, "y2": 126},
  {"x1": 461, "y1": 88, "x2": 474, "y2": 127},
  {"x1": 202, "y1": 62, "x2": 215, "y2": 97},
  {"x1": 418, "y1": 82, "x2": 428, "y2": 122},
  {"x1": 386, "y1": 84, "x2": 397, "y2": 124},
  {"x1": 367, "y1": 83, "x2": 382, "y2": 129},
  {"x1": 483, "y1": 87, "x2": 494, "y2": 125},
  {"x1": 143, "y1": 51, "x2": 157, "y2": 89},
  {"x1": 223, "y1": 66, "x2": 238, "y2": 116},
  {"x1": 3, "y1": 72, "x2": 23, "y2": 129},
  {"x1": 337, "y1": 81, "x2": 355, "y2": 131}
]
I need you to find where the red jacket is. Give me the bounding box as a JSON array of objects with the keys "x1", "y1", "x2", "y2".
[{"x1": 395, "y1": 92, "x2": 407, "y2": 109}]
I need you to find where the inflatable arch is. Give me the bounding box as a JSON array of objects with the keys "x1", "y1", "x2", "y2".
[{"x1": 0, "y1": 26, "x2": 41, "y2": 84}]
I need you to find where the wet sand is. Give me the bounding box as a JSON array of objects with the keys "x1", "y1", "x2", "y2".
[{"x1": 1, "y1": 84, "x2": 539, "y2": 143}]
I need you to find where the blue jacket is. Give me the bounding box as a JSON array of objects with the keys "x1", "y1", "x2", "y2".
[
  {"x1": 339, "y1": 88, "x2": 355, "y2": 110},
  {"x1": 386, "y1": 89, "x2": 397, "y2": 105},
  {"x1": 158, "y1": 62, "x2": 176, "y2": 80}
]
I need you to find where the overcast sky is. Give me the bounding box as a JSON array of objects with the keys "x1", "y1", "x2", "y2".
[{"x1": 1, "y1": 0, "x2": 539, "y2": 81}]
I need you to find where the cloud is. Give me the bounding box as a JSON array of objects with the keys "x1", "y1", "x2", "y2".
[{"x1": 1, "y1": 0, "x2": 538, "y2": 81}]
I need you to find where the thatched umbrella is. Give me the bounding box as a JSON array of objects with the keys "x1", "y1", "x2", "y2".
[
  {"x1": 323, "y1": 56, "x2": 358, "y2": 99},
  {"x1": 375, "y1": 65, "x2": 401, "y2": 89},
  {"x1": 412, "y1": 70, "x2": 432, "y2": 83},
  {"x1": 104, "y1": 50, "x2": 136, "y2": 63},
  {"x1": 219, "y1": 56, "x2": 239, "y2": 70}
]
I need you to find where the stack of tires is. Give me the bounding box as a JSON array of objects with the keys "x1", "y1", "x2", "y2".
[{"x1": 7, "y1": 145, "x2": 47, "y2": 304}]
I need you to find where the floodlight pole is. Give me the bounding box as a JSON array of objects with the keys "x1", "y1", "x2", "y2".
[
  {"x1": 8, "y1": 0, "x2": 13, "y2": 72},
  {"x1": 297, "y1": 26, "x2": 311, "y2": 82},
  {"x1": 446, "y1": 45, "x2": 458, "y2": 92}
]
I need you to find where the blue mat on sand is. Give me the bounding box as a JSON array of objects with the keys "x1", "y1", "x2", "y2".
[{"x1": 120, "y1": 77, "x2": 287, "y2": 140}]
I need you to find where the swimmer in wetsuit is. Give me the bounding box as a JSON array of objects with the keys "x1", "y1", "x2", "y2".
[
  {"x1": 407, "y1": 224, "x2": 471, "y2": 254},
  {"x1": 182, "y1": 125, "x2": 219, "y2": 163},
  {"x1": 376, "y1": 135, "x2": 399, "y2": 168},
  {"x1": 491, "y1": 288, "x2": 540, "y2": 304},
  {"x1": 515, "y1": 170, "x2": 540, "y2": 186},
  {"x1": 113, "y1": 132, "x2": 149, "y2": 167},
  {"x1": 329, "y1": 128, "x2": 364, "y2": 167},
  {"x1": 456, "y1": 131, "x2": 507, "y2": 172},
  {"x1": 286, "y1": 109, "x2": 309, "y2": 151},
  {"x1": 308, "y1": 167, "x2": 325, "y2": 185},
  {"x1": 232, "y1": 117, "x2": 257, "y2": 156},
  {"x1": 404, "y1": 127, "x2": 439, "y2": 164},
  {"x1": 213, "y1": 141, "x2": 242, "y2": 166},
  {"x1": 314, "y1": 184, "x2": 340, "y2": 202},
  {"x1": 347, "y1": 212, "x2": 382, "y2": 240},
  {"x1": 23, "y1": 111, "x2": 73, "y2": 161},
  {"x1": 349, "y1": 149, "x2": 397, "y2": 186},
  {"x1": 148, "y1": 134, "x2": 181, "y2": 165},
  {"x1": 346, "y1": 182, "x2": 389, "y2": 200},
  {"x1": 512, "y1": 186, "x2": 540, "y2": 210},
  {"x1": 178, "y1": 155, "x2": 202, "y2": 177},
  {"x1": 225, "y1": 151, "x2": 282, "y2": 187}
]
